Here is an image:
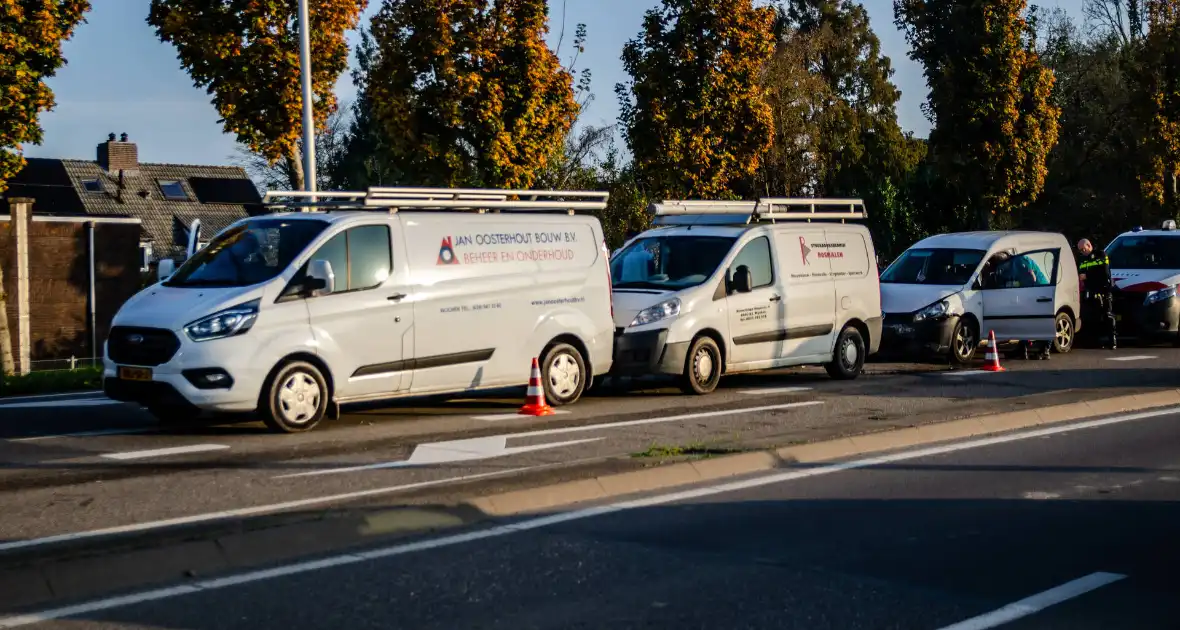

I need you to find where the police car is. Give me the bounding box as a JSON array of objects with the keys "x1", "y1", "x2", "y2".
[{"x1": 1105, "y1": 220, "x2": 1180, "y2": 345}]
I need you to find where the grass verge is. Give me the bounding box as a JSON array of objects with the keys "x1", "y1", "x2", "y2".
[{"x1": 0, "y1": 367, "x2": 103, "y2": 398}]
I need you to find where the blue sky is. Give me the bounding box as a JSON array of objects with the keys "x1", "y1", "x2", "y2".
[{"x1": 29, "y1": 0, "x2": 1084, "y2": 167}]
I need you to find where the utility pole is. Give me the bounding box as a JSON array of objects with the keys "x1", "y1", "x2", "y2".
[{"x1": 297, "y1": 0, "x2": 317, "y2": 196}]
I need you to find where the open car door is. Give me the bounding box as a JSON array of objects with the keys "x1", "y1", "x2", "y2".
[{"x1": 980, "y1": 249, "x2": 1060, "y2": 341}]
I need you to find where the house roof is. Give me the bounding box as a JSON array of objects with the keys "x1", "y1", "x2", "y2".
[{"x1": 2, "y1": 156, "x2": 262, "y2": 258}]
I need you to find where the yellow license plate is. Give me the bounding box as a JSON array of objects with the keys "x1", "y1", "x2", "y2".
[{"x1": 118, "y1": 366, "x2": 152, "y2": 382}]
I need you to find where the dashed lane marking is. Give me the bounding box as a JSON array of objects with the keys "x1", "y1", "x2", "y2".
[
  {"x1": 101, "y1": 444, "x2": 230, "y2": 460},
  {"x1": 737, "y1": 387, "x2": 812, "y2": 395},
  {"x1": 1106, "y1": 355, "x2": 1157, "y2": 362},
  {"x1": 935, "y1": 572, "x2": 1126, "y2": 630},
  {"x1": 471, "y1": 410, "x2": 571, "y2": 421}
]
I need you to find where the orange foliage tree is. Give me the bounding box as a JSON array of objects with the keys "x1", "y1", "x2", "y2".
[
  {"x1": 148, "y1": 0, "x2": 366, "y2": 190},
  {"x1": 363, "y1": 0, "x2": 577, "y2": 188},
  {"x1": 1134, "y1": 0, "x2": 1180, "y2": 211},
  {"x1": 617, "y1": 0, "x2": 777, "y2": 199},
  {"x1": 0, "y1": 0, "x2": 90, "y2": 193},
  {"x1": 895, "y1": 0, "x2": 1060, "y2": 229}
]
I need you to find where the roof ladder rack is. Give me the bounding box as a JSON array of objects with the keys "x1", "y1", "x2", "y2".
[
  {"x1": 649, "y1": 197, "x2": 866, "y2": 226},
  {"x1": 261, "y1": 187, "x2": 610, "y2": 214}
]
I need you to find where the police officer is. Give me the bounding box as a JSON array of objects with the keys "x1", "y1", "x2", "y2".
[{"x1": 1077, "y1": 238, "x2": 1117, "y2": 349}]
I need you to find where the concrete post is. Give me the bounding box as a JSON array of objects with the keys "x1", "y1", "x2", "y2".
[{"x1": 7, "y1": 198, "x2": 31, "y2": 375}]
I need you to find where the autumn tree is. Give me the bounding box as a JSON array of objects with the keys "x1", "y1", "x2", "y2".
[
  {"x1": 895, "y1": 0, "x2": 1061, "y2": 230},
  {"x1": 148, "y1": 0, "x2": 366, "y2": 190},
  {"x1": 0, "y1": 0, "x2": 90, "y2": 375},
  {"x1": 358, "y1": 0, "x2": 577, "y2": 189},
  {"x1": 1132, "y1": 0, "x2": 1180, "y2": 213},
  {"x1": 617, "y1": 0, "x2": 777, "y2": 199}
]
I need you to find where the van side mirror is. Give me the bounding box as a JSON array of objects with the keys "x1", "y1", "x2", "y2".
[
  {"x1": 157, "y1": 258, "x2": 175, "y2": 283},
  {"x1": 306, "y1": 259, "x2": 335, "y2": 296},
  {"x1": 731, "y1": 266, "x2": 753, "y2": 294}
]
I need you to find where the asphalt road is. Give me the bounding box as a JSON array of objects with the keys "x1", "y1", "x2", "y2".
[
  {"x1": 0, "y1": 348, "x2": 1177, "y2": 553},
  {"x1": 14, "y1": 402, "x2": 1180, "y2": 629}
]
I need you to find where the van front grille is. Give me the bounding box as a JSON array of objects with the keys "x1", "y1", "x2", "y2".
[{"x1": 107, "y1": 327, "x2": 181, "y2": 366}]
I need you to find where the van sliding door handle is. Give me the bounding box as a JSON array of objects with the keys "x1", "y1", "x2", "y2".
[
  {"x1": 1036, "y1": 297, "x2": 1053, "y2": 303},
  {"x1": 769, "y1": 295, "x2": 782, "y2": 302},
  {"x1": 388, "y1": 293, "x2": 407, "y2": 301}
]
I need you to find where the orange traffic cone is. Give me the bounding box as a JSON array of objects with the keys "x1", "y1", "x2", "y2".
[
  {"x1": 982, "y1": 330, "x2": 1005, "y2": 372},
  {"x1": 518, "y1": 357, "x2": 555, "y2": 416}
]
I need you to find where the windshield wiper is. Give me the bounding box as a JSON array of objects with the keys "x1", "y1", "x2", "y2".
[
  {"x1": 613, "y1": 281, "x2": 667, "y2": 290},
  {"x1": 169, "y1": 278, "x2": 242, "y2": 287}
]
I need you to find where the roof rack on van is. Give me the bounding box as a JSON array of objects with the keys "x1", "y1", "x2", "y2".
[
  {"x1": 260, "y1": 187, "x2": 610, "y2": 215},
  {"x1": 650, "y1": 197, "x2": 866, "y2": 226}
]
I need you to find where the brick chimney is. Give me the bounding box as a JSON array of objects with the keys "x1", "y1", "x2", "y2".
[{"x1": 97, "y1": 132, "x2": 138, "y2": 174}]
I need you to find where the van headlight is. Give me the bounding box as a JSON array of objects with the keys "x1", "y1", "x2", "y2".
[
  {"x1": 1144, "y1": 286, "x2": 1177, "y2": 306},
  {"x1": 913, "y1": 300, "x2": 952, "y2": 322},
  {"x1": 184, "y1": 299, "x2": 260, "y2": 342},
  {"x1": 631, "y1": 298, "x2": 681, "y2": 327}
]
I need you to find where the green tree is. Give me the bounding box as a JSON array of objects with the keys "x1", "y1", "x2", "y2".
[
  {"x1": 895, "y1": 0, "x2": 1061, "y2": 230},
  {"x1": 0, "y1": 0, "x2": 90, "y2": 375},
  {"x1": 148, "y1": 0, "x2": 367, "y2": 190},
  {"x1": 617, "y1": 0, "x2": 777, "y2": 199},
  {"x1": 362, "y1": 0, "x2": 578, "y2": 189}
]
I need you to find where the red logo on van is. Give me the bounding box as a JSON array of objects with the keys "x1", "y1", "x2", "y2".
[
  {"x1": 437, "y1": 236, "x2": 459, "y2": 265},
  {"x1": 799, "y1": 236, "x2": 811, "y2": 265}
]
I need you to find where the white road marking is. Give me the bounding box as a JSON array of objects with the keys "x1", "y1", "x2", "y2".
[
  {"x1": 934, "y1": 572, "x2": 1126, "y2": 630},
  {"x1": 8, "y1": 427, "x2": 156, "y2": 442},
  {"x1": 0, "y1": 398, "x2": 121, "y2": 410},
  {"x1": 738, "y1": 387, "x2": 812, "y2": 395},
  {"x1": 101, "y1": 444, "x2": 230, "y2": 460},
  {"x1": 0, "y1": 390, "x2": 103, "y2": 403},
  {"x1": 471, "y1": 410, "x2": 571, "y2": 421},
  {"x1": 1, "y1": 406, "x2": 1173, "y2": 628},
  {"x1": 277, "y1": 437, "x2": 603, "y2": 479},
  {"x1": 1106, "y1": 355, "x2": 1156, "y2": 362},
  {"x1": 941, "y1": 370, "x2": 992, "y2": 376},
  {"x1": 0, "y1": 468, "x2": 536, "y2": 555},
  {"x1": 275, "y1": 400, "x2": 824, "y2": 479},
  {"x1": 1021, "y1": 491, "x2": 1060, "y2": 500}
]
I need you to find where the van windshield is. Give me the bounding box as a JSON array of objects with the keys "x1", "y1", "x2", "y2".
[
  {"x1": 166, "y1": 219, "x2": 329, "y2": 288},
  {"x1": 611, "y1": 235, "x2": 736, "y2": 290},
  {"x1": 881, "y1": 248, "x2": 986, "y2": 285},
  {"x1": 1106, "y1": 235, "x2": 1180, "y2": 269}
]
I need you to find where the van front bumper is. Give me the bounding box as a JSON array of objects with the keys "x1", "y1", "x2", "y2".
[
  {"x1": 879, "y1": 313, "x2": 957, "y2": 357},
  {"x1": 103, "y1": 333, "x2": 265, "y2": 413},
  {"x1": 610, "y1": 328, "x2": 689, "y2": 376}
]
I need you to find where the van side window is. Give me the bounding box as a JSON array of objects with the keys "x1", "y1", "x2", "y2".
[
  {"x1": 297, "y1": 225, "x2": 392, "y2": 295},
  {"x1": 730, "y1": 236, "x2": 773, "y2": 289},
  {"x1": 988, "y1": 250, "x2": 1057, "y2": 289}
]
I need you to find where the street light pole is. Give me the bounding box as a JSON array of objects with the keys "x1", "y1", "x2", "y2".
[{"x1": 297, "y1": 0, "x2": 317, "y2": 196}]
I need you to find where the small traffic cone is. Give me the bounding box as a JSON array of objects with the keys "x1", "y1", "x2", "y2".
[
  {"x1": 982, "y1": 330, "x2": 1005, "y2": 372},
  {"x1": 518, "y1": 357, "x2": 555, "y2": 416}
]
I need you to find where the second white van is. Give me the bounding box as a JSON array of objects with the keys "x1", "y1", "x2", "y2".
[
  {"x1": 608, "y1": 198, "x2": 883, "y2": 394},
  {"x1": 102, "y1": 187, "x2": 616, "y2": 433}
]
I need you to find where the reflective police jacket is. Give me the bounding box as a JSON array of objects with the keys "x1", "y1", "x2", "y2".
[{"x1": 1078, "y1": 252, "x2": 1112, "y2": 293}]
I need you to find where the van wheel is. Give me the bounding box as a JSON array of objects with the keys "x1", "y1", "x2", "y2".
[
  {"x1": 825, "y1": 325, "x2": 866, "y2": 380},
  {"x1": 260, "y1": 361, "x2": 329, "y2": 433},
  {"x1": 1053, "y1": 311, "x2": 1075, "y2": 354},
  {"x1": 541, "y1": 343, "x2": 587, "y2": 406},
  {"x1": 950, "y1": 319, "x2": 979, "y2": 365},
  {"x1": 680, "y1": 336, "x2": 722, "y2": 395}
]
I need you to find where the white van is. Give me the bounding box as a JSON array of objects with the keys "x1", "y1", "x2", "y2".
[
  {"x1": 879, "y1": 231, "x2": 1080, "y2": 364},
  {"x1": 608, "y1": 198, "x2": 882, "y2": 394},
  {"x1": 102, "y1": 187, "x2": 615, "y2": 433},
  {"x1": 1105, "y1": 220, "x2": 1180, "y2": 345}
]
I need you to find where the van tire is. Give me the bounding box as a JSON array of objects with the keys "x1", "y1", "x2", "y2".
[
  {"x1": 679, "y1": 336, "x2": 722, "y2": 395},
  {"x1": 541, "y1": 343, "x2": 587, "y2": 406},
  {"x1": 825, "y1": 325, "x2": 866, "y2": 380},
  {"x1": 1053, "y1": 311, "x2": 1075, "y2": 354},
  {"x1": 260, "y1": 361, "x2": 329, "y2": 433},
  {"x1": 950, "y1": 318, "x2": 979, "y2": 366}
]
